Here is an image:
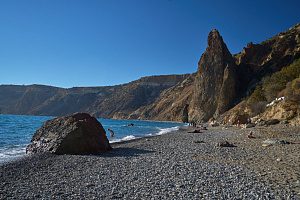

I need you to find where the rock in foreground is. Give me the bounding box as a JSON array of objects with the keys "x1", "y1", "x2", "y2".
[{"x1": 26, "y1": 113, "x2": 112, "y2": 155}]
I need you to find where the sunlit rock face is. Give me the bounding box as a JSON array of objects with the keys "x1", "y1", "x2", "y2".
[{"x1": 189, "y1": 29, "x2": 236, "y2": 122}]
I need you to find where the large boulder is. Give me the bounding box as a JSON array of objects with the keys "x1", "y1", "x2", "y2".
[{"x1": 26, "y1": 113, "x2": 112, "y2": 155}]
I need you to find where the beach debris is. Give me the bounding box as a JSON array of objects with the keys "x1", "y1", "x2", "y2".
[
  {"x1": 26, "y1": 113, "x2": 112, "y2": 155},
  {"x1": 215, "y1": 141, "x2": 235, "y2": 147},
  {"x1": 262, "y1": 143, "x2": 272, "y2": 147}
]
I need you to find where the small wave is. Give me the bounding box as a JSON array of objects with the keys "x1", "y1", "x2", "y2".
[
  {"x1": 0, "y1": 146, "x2": 27, "y2": 163},
  {"x1": 109, "y1": 135, "x2": 137, "y2": 143},
  {"x1": 146, "y1": 126, "x2": 179, "y2": 136}
]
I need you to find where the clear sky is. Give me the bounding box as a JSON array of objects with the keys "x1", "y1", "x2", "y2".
[{"x1": 1, "y1": 0, "x2": 299, "y2": 88}]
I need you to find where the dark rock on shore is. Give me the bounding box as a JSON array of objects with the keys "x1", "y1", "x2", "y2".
[
  {"x1": 26, "y1": 113, "x2": 112, "y2": 155},
  {"x1": 215, "y1": 140, "x2": 235, "y2": 147}
]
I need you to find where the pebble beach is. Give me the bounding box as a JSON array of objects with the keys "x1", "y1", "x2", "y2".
[{"x1": 1, "y1": 124, "x2": 299, "y2": 199}]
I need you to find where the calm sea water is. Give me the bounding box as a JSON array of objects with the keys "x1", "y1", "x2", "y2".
[{"x1": 0, "y1": 114, "x2": 183, "y2": 163}]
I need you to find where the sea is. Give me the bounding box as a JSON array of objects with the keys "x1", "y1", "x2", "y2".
[{"x1": 0, "y1": 114, "x2": 184, "y2": 163}]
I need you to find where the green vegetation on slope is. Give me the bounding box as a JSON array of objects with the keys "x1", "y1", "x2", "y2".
[
  {"x1": 247, "y1": 59, "x2": 300, "y2": 116},
  {"x1": 262, "y1": 58, "x2": 300, "y2": 101}
]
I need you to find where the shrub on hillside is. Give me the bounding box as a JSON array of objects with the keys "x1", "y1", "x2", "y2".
[
  {"x1": 248, "y1": 86, "x2": 267, "y2": 105},
  {"x1": 285, "y1": 77, "x2": 300, "y2": 100},
  {"x1": 263, "y1": 59, "x2": 300, "y2": 101},
  {"x1": 247, "y1": 86, "x2": 267, "y2": 115},
  {"x1": 251, "y1": 101, "x2": 268, "y2": 116},
  {"x1": 283, "y1": 77, "x2": 300, "y2": 113}
]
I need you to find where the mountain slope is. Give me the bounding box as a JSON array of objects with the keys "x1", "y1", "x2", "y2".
[
  {"x1": 128, "y1": 22, "x2": 300, "y2": 123},
  {"x1": 0, "y1": 75, "x2": 189, "y2": 118}
]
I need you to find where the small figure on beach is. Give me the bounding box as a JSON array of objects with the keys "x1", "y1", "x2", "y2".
[
  {"x1": 107, "y1": 129, "x2": 114, "y2": 137},
  {"x1": 246, "y1": 118, "x2": 252, "y2": 125},
  {"x1": 238, "y1": 120, "x2": 241, "y2": 128},
  {"x1": 247, "y1": 131, "x2": 255, "y2": 138}
]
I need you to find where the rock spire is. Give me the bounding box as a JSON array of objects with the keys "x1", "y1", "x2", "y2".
[{"x1": 189, "y1": 29, "x2": 236, "y2": 122}]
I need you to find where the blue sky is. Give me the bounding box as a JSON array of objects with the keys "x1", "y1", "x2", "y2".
[{"x1": 1, "y1": 0, "x2": 299, "y2": 88}]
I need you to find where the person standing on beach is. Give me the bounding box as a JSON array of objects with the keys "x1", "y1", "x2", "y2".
[{"x1": 107, "y1": 129, "x2": 114, "y2": 137}]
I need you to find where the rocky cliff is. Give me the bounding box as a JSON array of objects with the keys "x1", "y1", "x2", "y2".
[
  {"x1": 125, "y1": 73, "x2": 195, "y2": 121},
  {"x1": 188, "y1": 29, "x2": 236, "y2": 122},
  {"x1": 131, "y1": 22, "x2": 300, "y2": 123},
  {"x1": 234, "y1": 22, "x2": 300, "y2": 98}
]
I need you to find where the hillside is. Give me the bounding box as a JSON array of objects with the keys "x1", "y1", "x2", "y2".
[
  {"x1": 128, "y1": 22, "x2": 300, "y2": 123},
  {"x1": 0, "y1": 75, "x2": 189, "y2": 118},
  {"x1": 1, "y1": 22, "x2": 299, "y2": 124},
  {"x1": 124, "y1": 73, "x2": 196, "y2": 121}
]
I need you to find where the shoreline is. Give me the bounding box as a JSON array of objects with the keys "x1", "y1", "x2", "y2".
[
  {"x1": 1, "y1": 124, "x2": 299, "y2": 199},
  {"x1": 0, "y1": 118, "x2": 183, "y2": 164}
]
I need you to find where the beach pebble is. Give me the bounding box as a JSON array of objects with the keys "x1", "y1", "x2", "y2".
[{"x1": 1, "y1": 125, "x2": 299, "y2": 199}]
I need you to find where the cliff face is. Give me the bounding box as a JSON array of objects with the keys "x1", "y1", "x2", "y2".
[
  {"x1": 188, "y1": 30, "x2": 236, "y2": 122},
  {"x1": 235, "y1": 22, "x2": 300, "y2": 97},
  {"x1": 131, "y1": 24, "x2": 299, "y2": 122},
  {"x1": 125, "y1": 73, "x2": 195, "y2": 121}
]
